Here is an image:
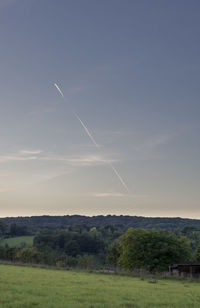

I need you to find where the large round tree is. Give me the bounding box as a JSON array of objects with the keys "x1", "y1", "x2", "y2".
[{"x1": 118, "y1": 228, "x2": 191, "y2": 272}]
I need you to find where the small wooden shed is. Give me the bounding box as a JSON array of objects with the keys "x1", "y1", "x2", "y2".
[{"x1": 170, "y1": 262, "x2": 200, "y2": 277}]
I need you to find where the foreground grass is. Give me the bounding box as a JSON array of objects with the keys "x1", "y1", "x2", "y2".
[
  {"x1": 0, "y1": 264, "x2": 200, "y2": 307},
  {"x1": 0, "y1": 236, "x2": 34, "y2": 247}
]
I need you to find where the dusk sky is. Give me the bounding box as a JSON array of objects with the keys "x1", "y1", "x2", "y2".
[{"x1": 0, "y1": 0, "x2": 200, "y2": 218}]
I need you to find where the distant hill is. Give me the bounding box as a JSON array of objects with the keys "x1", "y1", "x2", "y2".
[{"x1": 1, "y1": 215, "x2": 200, "y2": 231}]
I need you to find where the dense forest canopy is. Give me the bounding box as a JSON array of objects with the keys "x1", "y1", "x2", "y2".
[
  {"x1": 1, "y1": 215, "x2": 200, "y2": 272},
  {"x1": 1, "y1": 215, "x2": 200, "y2": 231}
]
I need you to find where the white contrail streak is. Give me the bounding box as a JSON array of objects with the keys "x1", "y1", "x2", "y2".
[
  {"x1": 73, "y1": 113, "x2": 100, "y2": 148},
  {"x1": 74, "y1": 113, "x2": 128, "y2": 191},
  {"x1": 54, "y1": 83, "x2": 64, "y2": 97},
  {"x1": 54, "y1": 83, "x2": 99, "y2": 147},
  {"x1": 109, "y1": 163, "x2": 129, "y2": 192},
  {"x1": 53, "y1": 82, "x2": 129, "y2": 192}
]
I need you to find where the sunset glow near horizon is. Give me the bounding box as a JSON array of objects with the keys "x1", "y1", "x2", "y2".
[{"x1": 0, "y1": 0, "x2": 200, "y2": 218}]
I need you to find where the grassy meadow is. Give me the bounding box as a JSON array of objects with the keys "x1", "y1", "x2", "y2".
[
  {"x1": 0, "y1": 264, "x2": 200, "y2": 307},
  {"x1": 0, "y1": 236, "x2": 34, "y2": 248}
]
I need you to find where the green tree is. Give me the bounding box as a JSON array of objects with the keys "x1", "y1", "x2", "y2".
[
  {"x1": 195, "y1": 244, "x2": 200, "y2": 261},
  {"x1": 107, "y1": 240, "x2": 120, "y2": 265},
  {"x1": 64, "y1": 240, "x2": 80, "y2": 257},
  {"x1": 118, "y1": 228, "x2": 191, "y2": 272},
  {"x1": 0, "y1": 221, "x2": 7, "y2": 236}
]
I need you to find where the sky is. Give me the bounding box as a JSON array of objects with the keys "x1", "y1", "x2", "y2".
[{"x1": 0, "y1": 0, "x2": 200, "y2": 218}]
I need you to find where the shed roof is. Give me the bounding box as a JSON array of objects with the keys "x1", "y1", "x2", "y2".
[{"x1": 172, "y1": 262, "x2": 200, "y2": 266}]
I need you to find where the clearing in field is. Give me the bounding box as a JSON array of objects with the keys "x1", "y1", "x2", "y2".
[
  {"x1": 0, "y1": 264, "x2": 200, "y2": 307},
  {"x1": 0, "y1": 236, "x2": 34, "y2": 248}
]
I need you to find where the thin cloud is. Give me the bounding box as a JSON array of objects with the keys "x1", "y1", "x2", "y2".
[
  {"x1": 93, "y1": 192, "x2": 149, "y2": 198},
  {"x1": 0, "y1": 151, "x2": 117, "y2": 167},
  {"x1": 0, "y1": 155, "x2": 37, "y2": 162},
  {"x1": 41, "y1": 154, "x2": 117, "y2": 166},
  {"x1": 20, "y1": 150, "x2": 43, "y2": 155},
  {"x1": 93, "y1": 193, "x2": 124, "y2": 197}
]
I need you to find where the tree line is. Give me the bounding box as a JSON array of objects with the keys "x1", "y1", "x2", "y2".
[
  {"x1": 2, "y1": 214, "x2": 200, "y2": 231},
  {"x1": 1, "y1": 223, "x2": 200, "y2": 272},
  {"x1": 0, "y1": 221, "x2": 30, "y2": 237}
]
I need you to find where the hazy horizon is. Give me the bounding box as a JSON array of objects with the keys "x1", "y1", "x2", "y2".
[
  {"x1": 0, "y1": 0, "x2": 200, "y2": 218},
  {"x1": 1, "y1": 213, "x2": 200, "y2": 220}
]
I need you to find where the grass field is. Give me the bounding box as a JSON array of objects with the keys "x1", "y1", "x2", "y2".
[
  {"x1": 0, "y1": 264, "x2": 200, "y2": 307},
  {"x1": 0, "y1": 236, "x2": 34, "y2": 247}
]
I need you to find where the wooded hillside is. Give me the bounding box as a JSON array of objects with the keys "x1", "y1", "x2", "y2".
[{"x1": 1, "y1": 215, "x2": 200, "y2": 230}]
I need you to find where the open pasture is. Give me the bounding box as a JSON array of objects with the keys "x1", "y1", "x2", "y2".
[
  {"x1": 0, "y1": 236, "x2": 34, "y2": 248},
  {"x1": 0, "y1": 264, "x2": 200, "y2": 307}
]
